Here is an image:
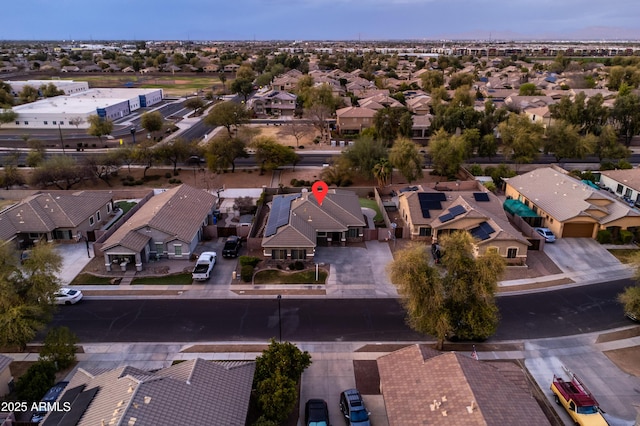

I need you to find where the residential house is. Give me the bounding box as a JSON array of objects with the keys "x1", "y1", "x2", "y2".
[
  {"x1": 262, "y1": 190, "x2": 366, "y2": 260},
  {"x1": 406, "y1": 94, "x2": 432, "y2": 115},
  {"x1": 271, "y1": 74, "x2": 301, "y2": 92},
  {"x1": 203, "y1": 63, "x2": 220, "y2": 73},
  {"x1": 599, "y1": 169, "x2": 640, "y2": 205},
  {"x1": 336, "y1": 106, "x2": 376, "y2": 134},
  {"x1": 523, "y1": 105, "x2": 553, "y2": 129},
  {"x1": 504, "y1": 95, "x2": 556, "y2": 111},
  {"x1": 377, "y1": 344, "x2": 550, "y2": 426},
  {"x1": 505, "y1": 167, "x2": 640, "y2": 238},
  {"x1": 412, "y1": 114, "x2": 432, "y2": 140},
  {"x1": 398, "y1": 185, "x2": 529, "y2": 263},
  {"x1": 358, "y1": 94, "x2": 403, "y2": 110},
  {"x1": 0, "y1": 191, "x2": 114, "y2": 247},
  {"x1": 0, "y1": 355, "x2": 12, "y2": 398},
  {"x1": 223, "y1": 63, "x2": 240, "y2": 73},
  {"x1": 248, "y1": 89, "x2": 297, "y2": 118},
  {"x1": 42, "y1": 359, "x2": 255, "y2": 426},
  {"x1": 100, "y1": 185, "x2": 216, "y2": 271}
]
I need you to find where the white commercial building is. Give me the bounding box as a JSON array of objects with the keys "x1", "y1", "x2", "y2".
[
  {"x1": 3, "y1": 87, "x2": 163, "y2": 129},
  {"x1": 6, "y1": 79, "x2": 89, "y2": 96}
]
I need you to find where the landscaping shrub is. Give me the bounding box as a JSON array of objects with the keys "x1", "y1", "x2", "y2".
[
  {"x1": 239, "y1": 256, "x2": 261, "y2": 268},
  {"x1": 621, "y1": 230, "x2": 634, "y2": 244},
  {"x1": 596, "y1": 229, "x2": 612, "y2": 244},
  {"x1": 294, "y1": 261, "x2": 304, "y2": 270},
  {"x1": 165, "y1": 172, "x2": 172, "y2": 178},
  {"x1": 15, "y1": 360, "x2": 56, "y2": 403},
  {"x1": 241, "y1": 265, "x2": 254, "y2": 282},
  {"x1": 290, "y1": 178, "x2": 298, "y2": 186},
  {"x1": 468, "y1": 164, "x2": 483, "y2": 176},
  {"x1": 39, "y1": 326, "x2": 78, "y2": 370}
]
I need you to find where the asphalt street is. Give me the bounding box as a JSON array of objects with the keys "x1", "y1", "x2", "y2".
[{"x1": 44, "y1": 279, "x2": 633, "y2": 343}]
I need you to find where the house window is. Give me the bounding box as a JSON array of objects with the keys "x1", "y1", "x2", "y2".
[
  {"x1": 291, "y1": 249, "x2": 306, "y2": 260},
  {"x1": 272, "y1": 249, "x2": 287, "y2": 260},
  {"x1": 348, "y1": 228, "x2": 359, "y2": 238},
  {"x1": 44, "y1": 121, "x2": 48, "y2": 125},
  {"x1": 29, "y1": 233, "x2": 40, "y2": 239},
  {"x1": 53, "y1": 121, "x2": 57, "y2": 125},
  {"x1": 317, "y1": 232, "x2": 327, "y2": 237},
  {"x1": 507, "y1": 248, "x2": 517, "y2": 258},
  {"x1": 155, "y1": 242, "x2": 163, "y2": 255},
  {"x1": 106, "y1": 203, "x2": 112, "y2": 213},
  {"x1": 24, "y1": 121, "x2": 28, "y2": 125},
  {"x1": 625, "y1": 188, "x2": 632, "y2": 197},
  {"x1": 15, "y1": 121, "x2": 19, "y2": 125},
  {"x1": 616, "y1": 184, "x2": 623, "y2": 194},
  {"x1": 419, "y1": 227, "x2": 432, "y2": 237},
  {"x1": 59, "y1": 121, "x2": 64, "y2": 125},
  {"x1": 174, "y1": 245, "x2": 182, "y2": 256},
  {"x1": 96, "y1": 211, "x2": 101, "y2": 222},
  {"x1": 89, "y1": 216, "x2": 95, "y2": 226}
]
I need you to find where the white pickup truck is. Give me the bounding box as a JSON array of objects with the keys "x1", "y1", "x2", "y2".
[{"x1": 191, "y1": 252, "x2": 217, "y2": 281}]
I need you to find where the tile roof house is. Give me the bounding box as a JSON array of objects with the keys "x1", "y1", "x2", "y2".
[
  {"x1": 262, "y1": 190, "x2": 366, "y2": 260},
  {"x1": 398, "y1": 185, "x2": 530, "y2": 263},
  {"x1": 247, "y1": 89, "x2": 297, "y2": 118},
  {"x1": 358, "y1": 94, "x2": 403, "y2": 110},
  {"x1": 100, "y1": 185, "x2": 216, "y2": 272},
  {"x1": 597, "y1": 169, "x2": 640, "y2": 205},
  {"x1": 0, "y1": 191, "x2": 114, "y2": 247},
  {"x1": 377, "y1": 345, "x2": 550, "y2": 426},
  {"x1": 505, "y1": 167, "x2": 640, "y2": 238},
  {"x1": 405, "y1": 94, "x2": 432, "y2": 115},
  {"x1": 43, "y1": 359, "x2": 255, "y2": 426},
  {"x1": 336, "y1": 106, "x2": 376, "y2": 134}
]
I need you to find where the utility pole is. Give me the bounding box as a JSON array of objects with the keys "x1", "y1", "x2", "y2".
[{"x1": 58, "y1": 123, "x2": 65, "y2": 154}]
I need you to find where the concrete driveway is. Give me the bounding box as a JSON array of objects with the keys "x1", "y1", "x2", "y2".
[
  {"x1": 195, "y1": 237, "x2": 239, "y2": 286},
  {"x1": 314, "y1": 241, "x2": 397, "y2": 298},
  {"x1": 542, "y1": 238, "x2": 622, "y2": 273}
]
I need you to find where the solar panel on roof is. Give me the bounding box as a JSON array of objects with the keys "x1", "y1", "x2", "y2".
[
  {"x1": 421, "y1": 208, "x2": 430, "y2": 218},
  {"x1": 49, "y1": 387, "x2": 99, "y2": 426},
  {"x1": 449, "y1": 205, "x2": 466, "y2": 217},
  {"x1": 264, "y1": 194, "x2": 301, "y2": 237},
  {"x1": 422, "y1": 192, "x2": 447, "y2": 201},
  {"x1": 424, "y1": 200, "x2": 442, "y2": 210},
  {"x1": 439, "y1": 213, "x2": 454, "y2": 223},
  {"x1": 479, "y1": 221, "x2": 495, "y2": 234},
  {"x1": 470, "y1": 227, "x2": 490, "y2": 241},
  {"x1": 473, "y1": 192, "x2": 490, "y2": 202}
]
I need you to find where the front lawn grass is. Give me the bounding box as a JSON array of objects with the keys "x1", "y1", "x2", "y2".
[
  {"x1": 607, "y1": 249, "x2": 640, "y2": 264},
  {"x1": 131, "y1": 273, "x2": 193, "y2": 285},
  {"x1": 116, "y1": 201, "x2": 137, "y2": 214},
  {"x1": 70, "y1": 273, "x2": 117, "y2": 285},
  {"x1": 253, "y1": 269, "x2": 327, "y2": 284},
  {"x1": 359, "y1": 198, "x2": 383, "y2": 222}
]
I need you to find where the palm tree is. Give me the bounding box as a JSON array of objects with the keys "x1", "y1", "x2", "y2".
[{"x1": 372, "y1": 159, "x2": 392, "y2": 187}]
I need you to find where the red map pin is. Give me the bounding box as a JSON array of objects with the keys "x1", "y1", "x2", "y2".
[{"x1": 311, "y1": 181, "x2": 329, "y2": 206}]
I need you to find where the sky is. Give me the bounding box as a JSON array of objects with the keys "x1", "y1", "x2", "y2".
[{"x1": 3, "y1": 0, "x2": 640, "y2": 41}]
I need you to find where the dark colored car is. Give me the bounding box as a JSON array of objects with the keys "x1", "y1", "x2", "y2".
[
  {"x1": 222, "y1": 236, "x2": 242, "y2": 258},
  {"x1": 339, "y1": 389, "x2": 370, "y2": 426},
  {"x1": 31, "y1": 381, "x2": 69, "y2": 423},
  {"x1": 305, "y1": 398, "x2": 330, "y2": 426}
]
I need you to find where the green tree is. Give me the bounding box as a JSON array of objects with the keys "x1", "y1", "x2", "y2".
[
  {"x1": 184, "y1": 97, "x2": 205, "y2": 115},
  {"x1": 0, "y1": 82, "x2": 14, "y2": 107},
  {"x1": 18, "y1": 85, "x2": 39, "y2": 103},
  {"x1": 550, "y1": 92, "x2": 609, "y2": 135},
  {"x1": 544, "y1": 120, "x2": 594, "y2": 162},
  {"x1": 30, "y1": 156, "x2": 88, "y2": 190},
  {"x1": 204, "y1": 101, "x2": 250, "y2": 137},
  {"x1": 206, "y1": 136, "x2": 248, "y2": 173},
  {"x1": 373, "y1": 107, "x2": 410, "y2": 145},
  {"x1": 140, "y1": 111, "x2": 164, "y2": 136},
  {"x1": 618, "y1": 285, "x2": 640, "y2": 319},
  {"x1": 256, "y1": 371, "x2": 297, "y2": 423},
  {"x1": 420, "y1": 70, "x2": 444, "y2": 93},
  {"x1": 155, "y1": 138, "x2": 193, "y2": 175},
  {"x1": 611, "y1": 87, "x2": 640, "y2": 146},
  {"x1": 0, "y1": 110, "x2": 18, "y2": 128},
  {"x1": 39, "y1": 83, "x2": 64, "y2": 98},
  {"x1": 342, "y1": 137, "x2": 387, "y2": 180},
  {"x1": 14, "y1": 360, "x2": 56, "y2": 402},
  {"x1": 518, "y1": 83, "x2": 541, "y2": 96},
  {"x1": 448, "y1": 72, "x2": 475, "y2": 89},
  {"x1": 230, "y1": 65, "x2": 256, "y2": 102},
  {"x1": 87, "y1": 115, "x2": 114, "y2": 143},
  {"x1": 372, "y1": 158, "x2": 392, "y2": 188},
  {"x1": 591, "y1": 125, "x2": 630, "y2": 161},
  {"x1": 389, "y1": 137, "x2": 423, "y2": 183},
  {"x1": 39, "y1": 326, "x2": 78, "y2": 369},
  {"x1": 0, "y1": 242, "x2": 62, "y2": 350},
  {"x1": 252, "y1": 137, "x2": 299, "y2": 174},
  {"x1": 429, "y1": 129, "x2": 469, "y2": 178},
  {"x1": 498, "y1": 113, "x2": 544, "y2": 167},
  {"x1": 132, "y1": 141, "x2": 157, "y2": 179}
]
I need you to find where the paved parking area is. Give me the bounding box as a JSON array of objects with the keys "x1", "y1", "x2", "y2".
[
  {"x1": 315, "y1": 241, "x2": 397, "y2": 297},
  {"x1": 542, "y1": 238, "x2": 622, "y2": 273},
  {"x1": 195, "y1": 237, "x2": 239, "y2": 286}
]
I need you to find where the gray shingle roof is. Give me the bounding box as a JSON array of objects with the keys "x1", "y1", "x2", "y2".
[
  {"x1": 0, "y1": 191, "x2": 113, "y2": 236},
  {"x1": 102, "y1": 185, "x2": 216, "y2": 251},
  {"x1": 60, "y1": 359, "x2": 255, "y2": 426}
]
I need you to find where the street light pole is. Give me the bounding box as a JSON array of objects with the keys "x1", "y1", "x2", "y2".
[
  {"x1": 130, "y1": 127, "x2": 136, "y2": 144},
  {"x1": 277, "y1": 294, "x2": 282, "y2": 342}
]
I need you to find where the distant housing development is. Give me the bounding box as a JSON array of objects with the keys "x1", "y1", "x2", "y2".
[{"x1": 3, "y1": 83, "x2": 163, "y2": 129}]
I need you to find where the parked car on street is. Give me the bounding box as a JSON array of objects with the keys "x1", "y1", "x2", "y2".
[
  {"x1": 534, "y1": 227, "x2": 556, "y2": 243},
  {"x1": 305, "y1": 398, "x2": 330, "y2": 426},
  {"x1": 222, "y1": 236, "x2": 242, "y2": 258},
  {"x1": 54, "y1": 288, "x2": 83, "y2": 305},
  {"x1": 339, "y1": 389, "x2": 370, "y2": 426}
]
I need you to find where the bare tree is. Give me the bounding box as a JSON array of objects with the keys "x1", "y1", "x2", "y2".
[
  {"x1": 304, "y1": 104, "x2": 332, "y2": 143},
  {"x1": 278, "y1": 121, "x2": 313, "y2": 147},
  {"x1": 69, "y1": 117, "x2": 85, "y2": 129}
]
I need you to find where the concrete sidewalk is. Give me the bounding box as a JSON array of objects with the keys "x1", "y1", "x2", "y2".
[{"x1": 4, "y1": 327, "x2": 639, "y2": 425}]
